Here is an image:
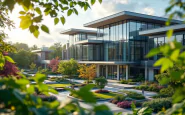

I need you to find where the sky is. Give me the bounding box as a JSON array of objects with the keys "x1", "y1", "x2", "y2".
[{"x1": 5, "y1": 0, "x2": 171, "y2": 48}]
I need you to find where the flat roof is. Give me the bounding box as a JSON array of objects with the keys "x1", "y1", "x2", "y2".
[
  {"x1": 74, "y1": 39, "x2": 103, "y2": 45},
  {"x1": 60, "y1": 28, "x2": 97, "y2": 35},
  {"x1": 139, "y1": 24, "x2": 185, "y2": 36},
  {"x1": 84, "y1": 11, "x2": 182, "y2": 28}
]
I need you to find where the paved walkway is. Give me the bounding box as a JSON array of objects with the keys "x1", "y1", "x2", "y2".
[{"x1": 49, "y1": 79, "x2": 157, "y2": 114}]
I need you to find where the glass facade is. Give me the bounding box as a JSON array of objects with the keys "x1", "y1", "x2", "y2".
[
  {"x1": 97, "y1": 20, "x2": 163, "y2": 61},
  {"x1": 150, "y1": 33, "x2": 185, "y2": 60}
]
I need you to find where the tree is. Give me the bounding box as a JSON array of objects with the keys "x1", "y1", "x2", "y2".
[
  {"x1": 29, "y1": 62, "x2": 36, "y2": 71},
  {"x1": 48, "y1": 57, "x2": 59, "y2": 73},
  {"x1": 49, "y1": 42, "x2": 63, "y2": 59},
  {"x1": 57, "y1": 58, "x2": 78, "y2": 82},
  {"x1": 11, "y1": 49, "x2": 37, "y2": 68},
  {"x1": 78, "y1": 64, "x2": 96, "y2": 84},
  {"x1": 30, "y1": 44, "x2": 38, "y2": 50},
  {"x1": 13, "y1": 42, "x2": 29, "y2": 51},
  {"x1": 2, "y1": 0, "x2": 102, "y2": 38},
  {"x1": 0, "y1": 0, "x2": 114, "y2": 114},
  {"x1": 95, "y1": 77, "x2": 108, "y2": 91}
]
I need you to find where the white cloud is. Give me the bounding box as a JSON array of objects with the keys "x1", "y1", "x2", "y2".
[
  {"x1": 143, "y1": 7, "x2": 155, "y2": 15},
  {"x1": 115, "y1": 0, "x2": 129, "y2": 4}
]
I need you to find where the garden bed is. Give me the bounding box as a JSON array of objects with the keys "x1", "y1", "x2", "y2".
[
  {"x1": 69, "y1": 90, "x2": 118, "y2": 101},
  {"x1": 109, "y1": 90, "x2": 146, "y2": 109}
]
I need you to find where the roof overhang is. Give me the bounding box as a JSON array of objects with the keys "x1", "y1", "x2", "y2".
[
  {"x1": 84, "y1": 11, "x2": 182, "y2": 28},
  {"x1": 74, "y1": 40, "x2": 103, "y2": 45},
  {"x1": 31, "y1": 49, "x2": 52, "y2": 53},
  {"x1": 60, "y1": 28, "x2": 97, "y2": 35},
  {"x1": 78, "y1": 61, "x2": 138, "y2": 65},
  {"x1": 139, "y1": 24, "x2": 185, "y2": 36}
]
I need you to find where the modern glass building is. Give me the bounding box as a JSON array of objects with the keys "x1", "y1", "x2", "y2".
[{"x1": 61, "y1": 11, "x2": 182, "y2": 81}]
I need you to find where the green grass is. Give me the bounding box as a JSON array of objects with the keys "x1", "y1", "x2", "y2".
[
  {"x1": 71, "y1": 91, "x2": 118, "y2": 100},
  {"x1": 93, "y1": 92, "x2": 117, "y2": 99},
  {"x1": 48, "y1": 84, "x2": 71, "y2": 88}
]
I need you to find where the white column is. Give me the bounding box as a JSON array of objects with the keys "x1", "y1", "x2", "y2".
[
  {"x1": 117, "y1": 65, "x2": 119, "y2": 80},
  {"x1": 106, "y1": 65, "x2": 108, "y2": 78},
  {"x1": 126, "y1": 65, "x2": 128, "y2": 80},
  {"x1": 145, "y1": 61, "x2": 148, "y2": 82},
  {"x1": 44, "y1": 64, "x2": 46, "y2": 69},
  {"x1": 96, "y1": 65, "x2": 100, "y2": 77},
  {"x1": 149, "y1": 68, "x2": 154, "y2": 81}
]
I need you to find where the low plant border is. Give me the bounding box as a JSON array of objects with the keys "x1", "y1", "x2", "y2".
[{"x1": 67, "y1": 94, "x2": 111, "y2": 102}]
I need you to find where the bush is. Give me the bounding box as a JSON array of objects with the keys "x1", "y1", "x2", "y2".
[
  {"x1": 120, "y1": 79, "x2": 128, "y2": 84},
  {"x1": 117, "y1": 101, "x2": 135, "y2": 108},
  {"x1": 126, "y1": 91, "x2": 145, "y2": 100},
  {"x1": 159, "y1": 86, "x2": 174, "y2": 97},
  {"x1": 128, "y1": 82, "x2": 137, "y2": 85},
  {"x1": 83, "y1": 80, "x2": 93, "y2": 84},
  {"x1": 135, "y1": 85, "x2": 149, "y2": 90},
  {"x1": 95, "y1": 76, "x2": 108, "y2": 90},
  {"x1": 113, "y1": 95, "x2": 126, "y2": 102},
  {"x1": 152, "y1": 94, "x2": 169, "y2": 98},
  {"x1": 95, "y1": 89, "x2": 109, "y2": 93},
  {"x1": 142, "y1": 98, "x2": 172, "y2": 113}
]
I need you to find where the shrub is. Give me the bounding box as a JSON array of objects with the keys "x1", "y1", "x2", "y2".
[
  {"x1": 114, "y1": 95, "x2": 126, "y2": 102},
  {"x1": 95, "y1": 89, "x2": 109, "y2": 93},
  {"x1": 128, "y1": 82, "x2": 137, "y2": 85},
  {"x1": 117, "y1": 101, "x2": 135, "y2": 108},
  {"x1": 95, "y1": 76, "x2": 108, "y2": 90},
  {"x1": 135, "y1": 85, "x2": 149, "y2": 90},
  {"x1": 152, "y1": 94, "x2": 169, "y2": 98},
  {"x1": 126, "y1": 91, "x2": 145, "y2": 100},
  {"x1": 142, "y1": 98, "x2": 172, "y2": 113},
  {"x1": 159, "y1": 86, "x2": 174, "y2": 97},
  {"x1": 84, "y1": 80, "x2": 93, "y2": 84},
  {"x1": 120, "y1": 80, "x2": 128, "y2": 84}
]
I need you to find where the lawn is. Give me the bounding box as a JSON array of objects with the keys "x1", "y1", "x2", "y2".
[
  {"x1": 71, "y1": 91, "x2": 118, "y2": 100},
  {"x1": 48, "y1": 83, "x2": 71, "y2": 88},
  {"x1": 93, "y1": 92, "x2": 117, "y2": 99}
]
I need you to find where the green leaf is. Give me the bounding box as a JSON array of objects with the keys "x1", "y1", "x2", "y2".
[
  {"x1": 71, "y1": 84, "x2": 96, "y2": 103},
  {"x1": 16, "y1": 79, "x2": 29, "y2": 86},
  {"x1": 34, "y1": 74, "x2": 46, "y2": 83},
  {"x1": 41, "y1": 25, "x2": 49, "y2": 34},
  {"x1": 154, "y1": 57, "x2": 166, "y2": 67},
  {"x1": 159, "y1": 76, "x2": 171, "y2": 85},
  {"x1": 67, "y1": 9, "x2": 73, "y2": 16},
  {"x1": 91, "y1": 0, "x2": 96, "y2": 5},
  {"x1": 4, "y1": 56, "x2": 15, "y2": 63},
  {"x1": 33, "y1": 15, "x2": 43, "y2": 23},
  {"x1": 0, "y1": 54, "x2": 5, "y2": 70},
  {"x1": 35, "y1": 7, "x2": 41, "y2": 15},
  {"x1": 146, "y1": 48, "x2": 160, "y2": 58},
  {"x1": 170, "y1": 49, "x2": 180, "y2": 61},
  {"x1": 33, "y1": 29, "x2": 40, "y2": 38},
  {"x1": 19, "y1": 15, "x2": 32, "y2": 29},
  {"x1": 161, "y1": 58, "x2": 173, "y2": 73},
  {"x1": 73, "y1": 8, "x2": 78, "y2": 15},
  {"x1": 98, "y1": 0, "x2": 102, "y2": 3},
  {"x1": 3, "y1": 0, "x2": 16, "y2": 12},
  {"x1": 60, "y1": 16, "x2": 65, "y2": 25},
  {"x1": 84, "y1": 4, "x2": 88, "y2": 11},
  {"x1": 19, "y1": 11, "x2": 26, "y2": 15},
  {"x1": 167, "y1": 29, "x2": 174, "y2": 39},
  {"x1": 54, "y1": 18, "x2": 59, "y2": 25}
]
